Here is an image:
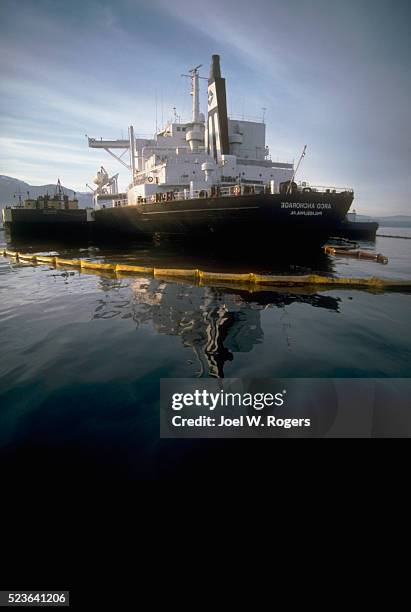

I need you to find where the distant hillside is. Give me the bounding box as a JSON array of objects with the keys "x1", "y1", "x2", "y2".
[
  {"x1": 355, "y1": 213, "x2": 411, "y2": 227},
  {"x1": 0, "y1": 175, "x2": 92, "y2": 208}
]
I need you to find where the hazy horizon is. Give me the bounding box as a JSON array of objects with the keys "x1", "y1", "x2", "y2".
[{"x1": 1, "y1": 0, "x2": 410, "y2": 216}]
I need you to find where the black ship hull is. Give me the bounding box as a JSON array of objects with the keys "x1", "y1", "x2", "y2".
[
  {"x1": 334, "y1": 220, "x2": 379, "y2": 240},
  {"x1": 94, "y1": 191, "x2": 354, "y2": 242},
  {"x1": 2, "y1": 208, "x2": 94, "y2": 240}
]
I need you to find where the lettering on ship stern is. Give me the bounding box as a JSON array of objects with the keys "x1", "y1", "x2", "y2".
[{"x1": 281, "y1": 201, "x2": 333, "y2": 216}]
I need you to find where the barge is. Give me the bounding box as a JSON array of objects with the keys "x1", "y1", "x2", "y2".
[
  {"x1": 334, "y1": 211, "x2": 379, "y2": 240},
  {"x1": 2, "y1": 180, "x2": 94, "y2": 240}
]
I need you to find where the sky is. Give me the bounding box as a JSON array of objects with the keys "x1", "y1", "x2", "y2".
[{"x1": 0, "y1": 0, "x2": 410, "y2": 215}]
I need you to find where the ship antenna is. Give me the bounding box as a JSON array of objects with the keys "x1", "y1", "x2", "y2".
[
  {"x1": 155, "y1": 90, "x2": 158, "y2": 133},
  {"x1": 286, "y1": 145, "x2": 307, "y2": 195}
]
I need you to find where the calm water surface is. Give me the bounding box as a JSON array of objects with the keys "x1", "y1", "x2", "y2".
[{"x1": 0, "y1": 228, "x2": 410, "y2": 474}]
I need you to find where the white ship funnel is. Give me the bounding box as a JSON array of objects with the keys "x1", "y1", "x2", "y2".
[{"x1": 206, "y1": 54, "x2": 230, "y2": 162}]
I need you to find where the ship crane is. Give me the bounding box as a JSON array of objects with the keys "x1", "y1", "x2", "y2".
[
  {"x1": 286, "y1": 145, "x2": 307, "y2": 195},
  {"x1": 86, "y1": 130, "x2": 133, "y2": 170},
  {"x1": 87, "y1": 125, "x2": 137, "y2": 184},
  {"x1": 13, "y1": 187, "x2": 25, "y2": 208}
]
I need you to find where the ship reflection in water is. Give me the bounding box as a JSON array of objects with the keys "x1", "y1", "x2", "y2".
[{"x1": 94, "y1": 275, "x2": 340, "y2": 378}]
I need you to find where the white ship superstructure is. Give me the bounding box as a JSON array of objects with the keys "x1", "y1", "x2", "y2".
[
  {"x1": 86, "y1": 54, "x2": 353, "y2": 242},
  {"x1": 88, "y1": 55, "x2": 294, "y2": 206}
]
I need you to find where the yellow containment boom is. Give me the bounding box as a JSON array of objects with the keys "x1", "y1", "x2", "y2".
[
  {"x1": 323, "y1": 245, "x2": 388, "y2": 264},
  {"x1": 2, "y1": 249, "x2": 410, "y2": 292}
]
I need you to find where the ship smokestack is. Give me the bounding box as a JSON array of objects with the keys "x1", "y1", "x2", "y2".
[
  {"x1": 209, "y1": 54, "x2": 222, "y2": 80},
  {"x1": 206, "y1": 54, "x2": 229, "y2": 161}
]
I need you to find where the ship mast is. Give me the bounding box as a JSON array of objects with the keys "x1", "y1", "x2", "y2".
[
  {"x1": 182, "y1": 64, "x2": 204, "y2": 123},
  {"x1": 191, "y1": 64, "x2": 202, "y2": 123},
  {"x1": 129, "y1": 125, "x2": 136, "y2": 185},
  {"x1": 182, "y1": 64, "x2": 207, "y2": 152}
]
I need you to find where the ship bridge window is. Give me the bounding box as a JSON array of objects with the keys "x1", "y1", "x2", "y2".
[
  {"x1": 177, "y1": 127, "x2": 181, "y2": 131},
  {"x1": 182, "y1": 127, "x2": 186, "y2": 132}
]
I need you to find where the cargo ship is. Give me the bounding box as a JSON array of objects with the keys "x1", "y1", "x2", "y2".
[
  {"x1": 2, "y1": 179, "x2": 94, "y2": 239},
  {"x1": 88, "y1": 54, "x2": 354, "y2": 242}
]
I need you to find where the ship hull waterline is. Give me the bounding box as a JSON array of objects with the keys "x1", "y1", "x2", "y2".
[{"x1": 94, "y1": 191, "x2": 354, "y2": 243}]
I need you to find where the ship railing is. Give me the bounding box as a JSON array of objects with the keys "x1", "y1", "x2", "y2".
[
  {"x1": 298, "y1": 185, "x2": 354, "y2": 194},
  {"x1": 142, "y1": 183, "x2": 353, "y2": 205},
  {"x1": 146, "y1": 183, "x2": 268, "y2": 204}
]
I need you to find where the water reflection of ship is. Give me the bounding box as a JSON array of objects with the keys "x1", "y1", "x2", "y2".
[
  {"x1": 128, "y1": 279, "x2": 264, "y2": 377},
  {"x1": 95, "y1": 276, "x2": 340, "y2": 378}
]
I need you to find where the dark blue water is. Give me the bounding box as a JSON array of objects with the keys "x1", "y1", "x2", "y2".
[{"x1": 1, "y1": 229, "x2": 410, "y2": 476}]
